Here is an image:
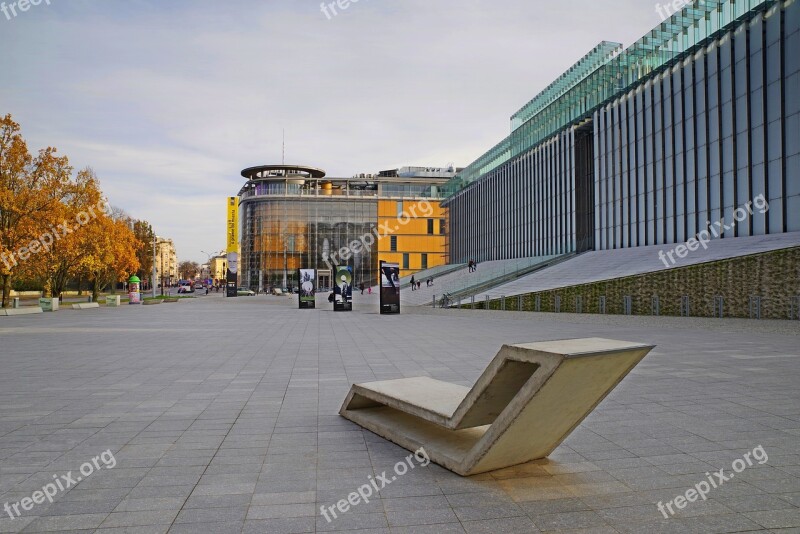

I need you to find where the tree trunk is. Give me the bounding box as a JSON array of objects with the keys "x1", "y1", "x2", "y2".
[
  {"x1": 1, "y1": 273, "x2": 10, "y2": 308},
  {"x1": 91, "y1": 277, "x2": 100, "y2": 304}
]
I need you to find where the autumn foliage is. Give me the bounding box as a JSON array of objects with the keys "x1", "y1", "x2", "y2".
[{"x1": 0, "y1": 114, "x2": 146, "y2": 307}]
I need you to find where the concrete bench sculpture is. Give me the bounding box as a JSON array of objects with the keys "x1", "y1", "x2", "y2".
[
  {"x1": 340, "y1": 338, "x2": 654, "y2": 475},
  {"x1": 72, "y1": 302, "x2": 101, "y2": 310}
]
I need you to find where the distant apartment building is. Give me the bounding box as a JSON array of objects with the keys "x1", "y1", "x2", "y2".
[
  {"x1": 209, "y1": 254, "x2": 227, "y2": 285},
  {"x1": 155, "y1": 237, "x2": 178, "y2": 286}
]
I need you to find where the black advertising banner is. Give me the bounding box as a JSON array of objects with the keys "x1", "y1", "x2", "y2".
[
  {"x1": 226, "y1": 254, "x2": 238, "y2": 298},
  {"x1": 299, "y1": 269, "x2": 316, "y2": 309},
  {"x1": 333, "y1": 266, "x2": 353, "y2": 312},
  {"x1": 380, "y1": 261, "x2": 401, "y2": 314}
]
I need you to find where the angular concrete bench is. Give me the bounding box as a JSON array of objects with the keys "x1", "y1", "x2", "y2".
[
  {"x1": 0, "y1": 307, "x2": 43, "y2": 316},
  {"x1": 72, "y1": 302, "x2": 101, "y2": 310},
  {"x1": 340, "y1": 338, "x2": 654, "y2": 475}
]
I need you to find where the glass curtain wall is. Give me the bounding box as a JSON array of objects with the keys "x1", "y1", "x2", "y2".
[{"x1": 241, "y1": 199, "x2": 378, "y2": 290}]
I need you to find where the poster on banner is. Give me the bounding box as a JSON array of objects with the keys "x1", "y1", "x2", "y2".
[
  {"x1": 299, "y1": 269, "x2": 316, "y2": 309},
  {"x1": 380, "y1": 261, "x2": 401, "y2": 314},
  {"x1": 334, "y1": 266, "x2": 353, "y2": 311}
]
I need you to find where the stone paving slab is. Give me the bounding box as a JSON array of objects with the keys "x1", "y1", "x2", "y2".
[{"x1": 0, "y1": 293, "x2": 798, "y2": 533}]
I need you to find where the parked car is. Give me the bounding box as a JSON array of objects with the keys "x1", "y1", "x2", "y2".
[{"x1": 237, "y1": 287, "x2": 255, "y2": 296}]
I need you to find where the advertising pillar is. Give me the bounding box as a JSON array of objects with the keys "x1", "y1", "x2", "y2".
[
  {"x1": 128, "y1": 275, "x2": 142, "y2": 305},
  {"x1": 380, "y1": 261, "x2": 400, "y2": 314},
  {"x1": 226, "y1": 197, "x2": 239, "y2": 298}
]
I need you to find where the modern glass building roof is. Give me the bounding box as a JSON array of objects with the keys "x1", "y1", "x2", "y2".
[
  {"x1": 443, "y1": 0, "x2": 777, "y2": 197},
  {"x1": 510, "y1": 41, "x2": 623, "y2": 132}
]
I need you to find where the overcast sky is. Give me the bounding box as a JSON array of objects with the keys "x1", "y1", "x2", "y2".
[{"x1": 2, "y1": 0, "x2": 659, "y2": 263}]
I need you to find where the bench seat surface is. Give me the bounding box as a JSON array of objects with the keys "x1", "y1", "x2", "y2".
[{"x1": 356, "y1": 377, "x2": 469, "y2": 420}]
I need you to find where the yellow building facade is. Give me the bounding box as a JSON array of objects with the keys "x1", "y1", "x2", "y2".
[{"x1": 377, "y1": 199, "x2": 447, "y2": 278}]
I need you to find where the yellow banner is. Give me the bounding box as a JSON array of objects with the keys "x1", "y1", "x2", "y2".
[{"x1": 226, "y1": 197, "x2": 239, "y2": 253}]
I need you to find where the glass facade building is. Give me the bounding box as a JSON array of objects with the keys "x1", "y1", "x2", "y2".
[
  {"x1": 237, "y1": 165, "x2": 455, "y2": 291},
  {"x1": 444, "y1": 0, "x2": 799, "y2": 262}
]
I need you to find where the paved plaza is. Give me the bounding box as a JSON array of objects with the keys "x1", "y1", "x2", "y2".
[{"x1": 0, "y1": 294, "x2": 799, "y2": 533}]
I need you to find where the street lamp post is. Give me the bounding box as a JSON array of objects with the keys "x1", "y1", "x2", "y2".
[{"x1": 152, "y1": 234, "x2": 157, "y2": 299}]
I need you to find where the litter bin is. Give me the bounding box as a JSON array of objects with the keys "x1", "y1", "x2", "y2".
[{"x1": 12, "y1": 297, "x2": 20, "y2": 309}]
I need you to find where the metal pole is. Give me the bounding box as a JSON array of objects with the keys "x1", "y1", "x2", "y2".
[
  {"x1": 283, "y1": 247, "x2": 288, "y2": 290},
  {"x1": 152, "y1": 234, "x2": 157, "y2": 299}
]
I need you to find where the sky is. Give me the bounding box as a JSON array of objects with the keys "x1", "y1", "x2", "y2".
[{"x1": 1, "y1": 0, "x2": 660, "y2": 264}]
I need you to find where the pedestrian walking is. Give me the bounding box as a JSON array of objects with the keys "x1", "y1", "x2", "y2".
[{"x1": 410, "y1": 275, "x2": 416, "y2": 291}]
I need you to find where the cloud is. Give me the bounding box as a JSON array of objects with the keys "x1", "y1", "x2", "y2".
[{"x1": 0, "y1": 0, "x2": 658, "y2": 262}]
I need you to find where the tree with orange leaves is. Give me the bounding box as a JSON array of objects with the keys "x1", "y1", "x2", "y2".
[
  {"x1": 79, "y1": 204, "x2": 141, "y2": 302},
  {"x1": 0, "y1": 114, "x2": 73, "y2": 307}
]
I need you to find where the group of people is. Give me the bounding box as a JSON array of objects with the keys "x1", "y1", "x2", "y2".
[
  {"x1": 358, "y1": 282, "x2": 373, "y2": 295},
  {"x1": 468, "y1": 259, "x2": 478, "y2": 272},
  {"x1": 409, "y1": 276, "x2": 434, "y2": 291}
]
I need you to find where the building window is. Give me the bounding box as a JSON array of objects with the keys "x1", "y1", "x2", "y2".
[
  {"x1": 402, "y1": 253, "x2": 409, "y2": 269},
  {"x1": 421, "y1": 253, "x2": 428, "y2": 269},
  {"x1": 390, "y1": 235, "x2": 398, "y2": 252},
  {"x1": 427, "y1": 219, "x2": 434, "y2": 234},
  {"x1": 396, "y1": 201, "x2": 404, "y2": 217},
  {"x1": 439, "y1": 219, "x2": 446, "y2": 235}
]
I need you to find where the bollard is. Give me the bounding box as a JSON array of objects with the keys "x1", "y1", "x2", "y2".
[
  {"x1": 432, "y1": 296, "x2": 436, "y2": 309},
  {"x1": 471, "y1": 295, "x2": 475, "y2": 309},
  {"x1": 501, "y1": 296, "x2": 505, "y2": 311},
  {"x1": 623, "y1": 296, "x2": 633, "y2": 316},
  {"x1": 599, "y1": 296, "x2": 606, "y2": 314},
  {"x1": 652, "y1": 296, "x2": 660, "y2": 316},
  {"x1": 518, "y1": 295, "x2": 523, "y2": 311},
  {"x1": 535, "y1": 295, "x2": 541, "y2": 312},
  {"x1": 681, "y1": 295, "x2": 690, "y2": 317},
  {"x1": 575, "y1": 296, "x2": 583, "y2": 314},
  {"x1": 554, "y1": 296, "x2": 561, "y2": 313}
]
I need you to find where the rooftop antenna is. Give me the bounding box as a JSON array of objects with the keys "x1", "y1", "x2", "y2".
[{"x1": 282, "y1": 128, "x2": 285, "y2": 165}]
